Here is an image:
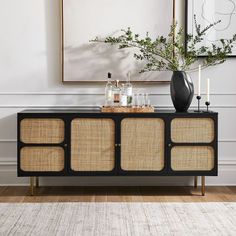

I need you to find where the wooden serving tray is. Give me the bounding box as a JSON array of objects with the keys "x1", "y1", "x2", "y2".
[{"x1": 101, "y1": 106, "x2": 155, "y2": 113}]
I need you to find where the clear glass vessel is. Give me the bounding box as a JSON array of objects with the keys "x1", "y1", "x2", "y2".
[
  {"x1": 105, "y1": 72, "x2": 113, "y2": 106},
  {"x1": 113, "y1": 80, "x2": 120, "y2": 106},
  {"x1": 125, "y1": 72, "x2": 133, "y2": 106},
  {"x1": 120, "y1": 84, "x2": 127, "y2": 107}
]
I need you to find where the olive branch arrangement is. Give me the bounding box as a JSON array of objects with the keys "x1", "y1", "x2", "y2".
[{"x1": 91, "y1": 16, "x2": 236, "y2": 72}]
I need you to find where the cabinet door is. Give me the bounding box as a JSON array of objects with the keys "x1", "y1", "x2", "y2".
[
  {"x1": 71, "y1": 118, "x2": 115, "y2": 172},
  {"x1": 19, "y1": 118, "x2": 65, "y2": 173},
  {"x1": 121, "y1": 118, "x2": 165, "y2": 171},
  {"x1": 171, "y1": 118, "x2": 214, "y2": 143},
  {"x1": 170, "y1": 118, "x2": 215, "y2": 171},
  {"x1": 171, "y1": 146, "x2": 214, "y2": 171},
  {"x1": 20, "y1": 118, "x2": 64, "y2": 144},
  {"x1": 20, "y1": 147, "x2": 64, "y2": 172}
]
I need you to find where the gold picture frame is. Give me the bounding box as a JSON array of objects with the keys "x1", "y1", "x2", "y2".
[{"x1": 61, "y1": 0, "x2": 176, "y2": 83}]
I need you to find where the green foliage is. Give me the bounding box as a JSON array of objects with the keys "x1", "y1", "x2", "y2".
[{"x1": 91, "y1": 15, "x2": 236, "y2": 72}]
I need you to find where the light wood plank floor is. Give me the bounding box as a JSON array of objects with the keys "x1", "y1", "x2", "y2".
[{"x1": 0, "y1": 186, "x2": 236, "y2": 202}]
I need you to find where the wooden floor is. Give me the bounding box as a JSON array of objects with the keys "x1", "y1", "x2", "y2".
[{"x1": 0, "y1": 186, "x2": 236, "y2": 202}]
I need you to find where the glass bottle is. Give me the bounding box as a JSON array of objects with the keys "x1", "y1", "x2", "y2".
[
  {"x1": 113, "y1": 80, "x2": 120, "y2": 106},
  {"x1": 125, "y1": 72, "x2": 133, "y2": 106},
  {"x1": 105, "y1": 72, "x2": 113, "y2": 106},
  {"x1": 120, "y1": 84, "x2": 127, "y2": 107}
]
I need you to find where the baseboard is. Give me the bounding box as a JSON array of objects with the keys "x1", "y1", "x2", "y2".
[{"x1": 0, "y1": 164, "x2": 236, "y2": 186}]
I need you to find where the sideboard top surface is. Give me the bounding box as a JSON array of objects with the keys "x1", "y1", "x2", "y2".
[{"x1": 18, "y1": 109, "x2": 218, "y2": 115}]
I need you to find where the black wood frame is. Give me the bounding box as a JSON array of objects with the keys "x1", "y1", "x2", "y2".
[{"x1": 17, "y1": 110, "x2": 218, "y2": 177}]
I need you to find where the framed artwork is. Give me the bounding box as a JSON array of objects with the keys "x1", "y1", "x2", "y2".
[
  {"x1": 61, "y1": 0, "x2": 174, "y2": 82},
  {"x1": 186, "y1": 0, "x2": 236, "y2": 57}
]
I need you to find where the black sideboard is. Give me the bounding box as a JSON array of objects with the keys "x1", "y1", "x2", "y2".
[{"x1": 17, "y1": 109, "x2": 218, "y2": 195}]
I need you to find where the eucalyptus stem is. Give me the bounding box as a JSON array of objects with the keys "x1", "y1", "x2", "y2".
[{"x1": 91, "y1": 16, "x2": 236, "y2": 73}]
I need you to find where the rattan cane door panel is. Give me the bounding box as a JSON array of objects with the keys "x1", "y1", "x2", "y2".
[
  {"x1": 20, "y1": 147, "x2": 64, "y2": 172},
  {"x1": 171, "y1": 118, "x2": 214, "y2": 143},
  {"x1": 121, "y1": 118, "x2": 165, "y2": 171},
  {"x1": 20, "y1": 118, "x2": 65, "y2": 144},
  {"x1": 171, "y1": 146, "x2": 214, "y2": 171},
  {"x1": 71, "y1": 118, "x2": 115, "y2": 171}
]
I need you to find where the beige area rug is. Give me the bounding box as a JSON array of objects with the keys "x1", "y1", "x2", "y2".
[{"x1": 0, "y1": 202, "x2": 236, "y2": 236}]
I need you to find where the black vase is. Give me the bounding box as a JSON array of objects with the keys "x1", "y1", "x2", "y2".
[{"x1": 170, "y1": 71, "x2": 194, "y2": 112}]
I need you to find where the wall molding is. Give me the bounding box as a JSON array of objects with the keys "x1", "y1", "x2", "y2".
[
  {"x1": 0, "y1": 105, "x2": 101, "y2": 109},
  {"x1": 0, "y1": 92, "x2": 236, "y2": 96},
  {"x1": 219, "y1": 139, "x2": 236, "y2": 143},
  {"x1": 0, "y1": 165, "x2": 236, "y2": 186},
  {"x1": 1, "y1": 105, "x2": 236, "y2": 109},
  {"x1": 0, "y1": 92, "x2": 102, "y2": 96},
  {"x1": 219, "y1": 159, "x2": 236, "y2": 165},
  {"x1": 0, "y1": 157, "x2": 16, "y2": 166},
  {"x1": 0, "y1": 139, "x2": 17, "y2": 143}
]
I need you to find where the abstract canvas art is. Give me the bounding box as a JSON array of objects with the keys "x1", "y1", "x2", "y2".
[
  {"x1": 62, "y1": 0, "x2": 174, "y2": 82},
  {"x1": 186, "y1": 0, "x2": 236, "y2": 56}
]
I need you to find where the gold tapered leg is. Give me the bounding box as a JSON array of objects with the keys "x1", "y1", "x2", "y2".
[
  {"x1": 201, "y1": 176, "x2": 205, "y2": 196},
  {"x1": 30, "y1": 177, "x2": 35, "y2": 196},
  {"x1": 194, "y1": 176, "x2": 198, "y2": 188},
  {"x1": 36, "y1": 177, "x2": 39, "y2": 188}
]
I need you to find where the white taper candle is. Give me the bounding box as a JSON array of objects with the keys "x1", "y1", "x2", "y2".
[
  {"x1": 198, "y1": 65, "x2": 201, "y2": 96},
  {"x1": 207, "y1": 78, "x2": 210, "y2": 102}
]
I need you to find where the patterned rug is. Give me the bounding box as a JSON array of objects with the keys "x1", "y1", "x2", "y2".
[{"x1": 0, "y1": 202, "x2": 236, "y2": 236}]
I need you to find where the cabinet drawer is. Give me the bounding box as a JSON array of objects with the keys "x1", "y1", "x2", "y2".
[
  {"x1": 121, "y1": 118, "x2": 165, "y2": 171},
  {"x1": 71, "y1": 118, "x2": 115, "y2": 171},
  {"x1": 171, "y1": 146, "x2": 214, "y2": 171},
  {"x1": 20, "y1": 118, "x2": 64, "y2": 144},
  {"x1": 171, "y1": 118, "x2": 214, "y2": 143},
  {"x1": 20, "y1": 147, "x2": 64, "y2": 172}
]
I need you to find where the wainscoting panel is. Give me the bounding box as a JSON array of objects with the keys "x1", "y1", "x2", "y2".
[{"x1": 0, "y1": 162, "x2": 235, "y2": 186}]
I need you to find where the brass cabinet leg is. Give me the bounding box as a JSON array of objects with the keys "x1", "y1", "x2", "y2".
[
  {"x1": 194, "y1": 176, "x2": 198, "y2": 188},
  {"x1": 36, "y1": 177, "x2": 39, "y2": 188},
  {"x1": 30, "y1": 177, "x2": 35, "y2": 196},
  {"x1": 201, "y1": 176, "x2": 205, "y2": 196}
]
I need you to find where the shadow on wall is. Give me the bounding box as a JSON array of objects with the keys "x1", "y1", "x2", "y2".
[
  {"x1": 43, "y1": 0, "x2": 171, "y2": 85},
  {"x1": 0, "y1": 113, "x2": 17, "y2": 140},
  {"x1": 63, "y1": 39, "x2": 171, "y2": 82},
  {"x1": 64, "y1": 42, "x2": 133, "y2": 81}
]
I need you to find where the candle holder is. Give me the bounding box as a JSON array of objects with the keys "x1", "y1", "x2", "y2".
[
  {"x1": 196, "y1": 95, "x2": 201, "y2": 112},
  {"x1": 194, "y1": 95, "x2": 202, "y2": 113},
  {"x1": 205, "y1": 101, "x2": 210, "y2": 112}
]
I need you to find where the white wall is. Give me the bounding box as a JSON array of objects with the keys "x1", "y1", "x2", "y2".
[{"x1": 0, "y1": 0, "x2": 236, "y2": 186}]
